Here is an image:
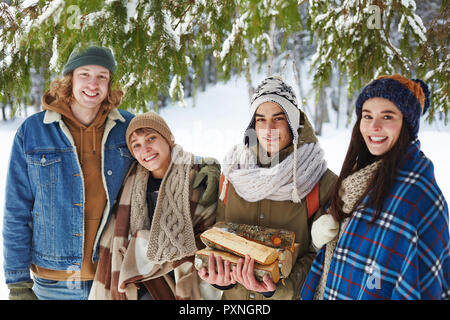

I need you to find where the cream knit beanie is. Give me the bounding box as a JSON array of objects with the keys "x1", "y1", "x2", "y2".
[
  {"x1": 246, "y1": 76, "x2": 300, "y2": 143},
  {"x1": 245, "y1": 76, "x2": 303, "y2": 202},
  {"x1": 126, "y1": 112, "x2": 175, "y2": 155}
]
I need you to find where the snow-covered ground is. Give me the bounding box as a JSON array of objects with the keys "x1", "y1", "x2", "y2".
[{"x1": 0, "y1": 73, "x2": 449, "y2": 299}]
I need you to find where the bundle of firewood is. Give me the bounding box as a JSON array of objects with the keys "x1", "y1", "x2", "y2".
[{"x1": 194, "y1": 221, "x2": 298, "y2": 284}]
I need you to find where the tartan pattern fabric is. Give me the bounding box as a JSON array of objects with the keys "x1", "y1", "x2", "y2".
[{"x1": 301, "y1": 140, "x2": 450, "y2": 300}]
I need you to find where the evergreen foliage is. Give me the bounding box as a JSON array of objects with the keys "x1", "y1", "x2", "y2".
[
  {"x1": 308, "y1": 0, "x2": 448, "y2": 122},
  {"x1": 0, "y1": 0, "x2": 447, "y2": 122}
]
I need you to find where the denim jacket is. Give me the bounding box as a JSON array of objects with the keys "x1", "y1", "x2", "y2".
[{"x1": 3, "y1": 108, "x2": 135, "y2": 284}]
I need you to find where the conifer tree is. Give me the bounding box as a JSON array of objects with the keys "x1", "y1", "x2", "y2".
[
  {"x1": 0, "y1": 0, "x2": 447, "y2": 123},
  {"x1": 308, "y1": 0, "x2": 448, "y2": 122}
]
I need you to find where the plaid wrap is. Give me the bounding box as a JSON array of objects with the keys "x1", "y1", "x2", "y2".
[{"x1": 301, "y1": 140, "x2": 450, "y2": 300}]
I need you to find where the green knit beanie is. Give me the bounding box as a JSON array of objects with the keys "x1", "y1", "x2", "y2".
[{"x1": 62, "y1": 45, "x2": 116, "y2": 75}]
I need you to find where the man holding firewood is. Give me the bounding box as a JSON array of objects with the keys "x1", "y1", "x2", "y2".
[{"x1": 198, "y1": 76, "x2": 337, "y2": 300}]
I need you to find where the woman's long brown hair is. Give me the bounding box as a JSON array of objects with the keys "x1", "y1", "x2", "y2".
[{"x1": 328, "y1": 112, "x2": 413, "y2": 224}]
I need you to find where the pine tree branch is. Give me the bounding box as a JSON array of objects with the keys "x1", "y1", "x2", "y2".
[
  {"x1": 380, "y1": 25, "x2": 414, "y2": 75},
  {"x1": 173, "y1": 1, "x2": 194, "y2": 31},
  {"x1": 0, "y1": 3, "x2": 18, "y2": 31}
]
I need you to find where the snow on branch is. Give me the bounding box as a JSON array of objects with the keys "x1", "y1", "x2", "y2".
[
  {"x1": 0, "y1": 2, "x2": 17, "y2": 29},
  {"x1": 84, "y1": 8, "x2": 111, "y2": 27},
  {"x1": 21, "y1": 0, "x2": 39, "y2": 9},
  {"x1": 122, "y1": 73, "x2": 137, "y2": 91},
  {"x1": 400, "y1": 0, "x2": 416, "y2": 11},
  {"x1": 34, "y1": 0, "x2": 64, "y2": 27},
  {"x1": 169, "y1": 74, "x2": 186, "y2": 106},
  {"x1": 405, "y1": 14, "x2": 427, "y2": 43},
  {"x1": 381, "y1": 26, "x2": 414, "y2": 72},
  {"x1": 163, "y1": 10, "x2": 181, "y2": 52},
  {"x1": 49, "y1": 36, "x2": 59, "y2": 72},
  {"x1": 219, "y1": 11, "x2": 249, "y2": 61},
  {"x1": 124, "y1": 0, "x2": 139, "y2": 34}
]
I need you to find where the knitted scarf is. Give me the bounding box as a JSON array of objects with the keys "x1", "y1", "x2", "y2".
[
  {"x1": 130, "y1": 145, "x2": 197, "y2": 263},
  {"x1": 314, "y1": 160, "x2": 380, "y2": 300},
  {"x1": 221, "y1": 142, "x2": 327, "y2": 203}
]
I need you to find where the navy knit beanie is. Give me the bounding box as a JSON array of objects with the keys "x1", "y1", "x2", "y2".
[
  {"x1": 63, "y1": 45, "x2": 116, "y2": 75},
  {"x1": 355, "y1": 75, "x2": 430, "y2": 138}
]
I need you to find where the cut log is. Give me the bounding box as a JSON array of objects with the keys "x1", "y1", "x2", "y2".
[
  {"x1": 200, "y1": 227, "x2": 279, "y2": 265},
  {"x1": 194, "y1": 248, "x2": 280, "y2": 283},
  {"x1": 278, "y1": 244, "x2": 300, "y2": 278},
  {"x1": 213, "y1": 221, "x2": 295, "y2": 251}
]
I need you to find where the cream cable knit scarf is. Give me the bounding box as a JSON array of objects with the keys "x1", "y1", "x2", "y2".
[
  {"x1": 129, "y1": 144, "x2": 198, "y2": 264},
  {"x1": 221, "y1": 142, "x2": 327, "y2": 203},
  {"x1": 314, "y1": 160, "x2": 381, "y2": 300}
]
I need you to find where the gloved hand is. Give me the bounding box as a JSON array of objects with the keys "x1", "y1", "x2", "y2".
[
  {"x1": 8, "y1": 280, "x2": 38, "y2": 300},
  {"x1": 311, "y1": 214, "x2": 339, "y2": 250},
  {"x1": 193, "y1": 157, "x2": 221, "y2": 207}
]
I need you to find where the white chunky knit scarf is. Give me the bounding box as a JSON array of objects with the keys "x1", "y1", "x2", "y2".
[{"x1": 221, "y1": 142, "x2": 327, "y2": 203}]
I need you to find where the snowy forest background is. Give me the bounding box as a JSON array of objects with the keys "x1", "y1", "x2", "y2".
[{"x1": 0, "y1": 0, "x2": 449, "y2": 299}]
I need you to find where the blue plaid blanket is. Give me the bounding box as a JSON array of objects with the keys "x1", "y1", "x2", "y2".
[{"x1": 301, "y1": 140, "x2": 449, "y2": 300}]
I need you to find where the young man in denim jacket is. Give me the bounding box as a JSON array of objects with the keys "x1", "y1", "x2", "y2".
[{"x1": 3, "y1": 45, "x2": 135, "y2": 299}]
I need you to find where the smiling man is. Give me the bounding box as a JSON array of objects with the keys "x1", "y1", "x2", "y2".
[
  {"x1": 198, "y1": 76, "x2": 337, "y2": 300},
  {"x1": 254, "y1": 102, "x2": 292, "y2": 156},
  {"x1": 3, "y1": 45, "x2": 135, "y2": 300}
]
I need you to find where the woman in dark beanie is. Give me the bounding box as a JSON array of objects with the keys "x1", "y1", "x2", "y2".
[{"x1": 301, "y1": 74, "x2": 449, "y2": 300}]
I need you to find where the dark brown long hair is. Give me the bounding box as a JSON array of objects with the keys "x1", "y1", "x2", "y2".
[{"x1": 328, "y1": 112, "x2": 413, "y2": 223}]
